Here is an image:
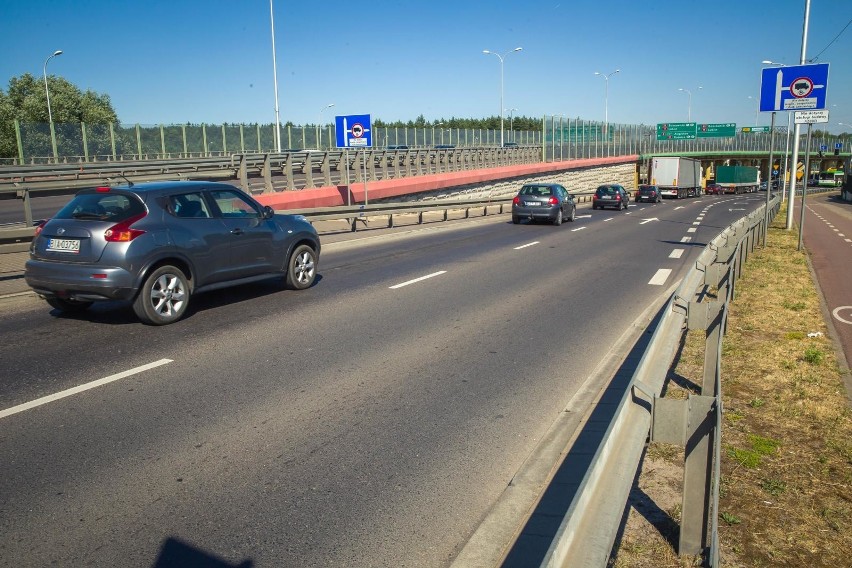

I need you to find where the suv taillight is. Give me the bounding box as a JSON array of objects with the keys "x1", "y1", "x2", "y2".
[
  {"x1": 548, "y1": 196, "x2": 558, "y2": 205},
  {"x1": 104, "y1": 211, "x2": 147, "y2": 242},
  {"x1": 513, "y1": 196, "x2": 521, "y2": 205},
  {"x1": 34, "y1": 219, "x2": 49, "y2": 238}
]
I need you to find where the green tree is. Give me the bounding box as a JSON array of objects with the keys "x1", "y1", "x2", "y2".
[{"x1": 0, "y1": 72, "x2": 119, "y2": 160}]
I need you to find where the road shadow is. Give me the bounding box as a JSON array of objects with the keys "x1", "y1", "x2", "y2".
[
  {"x1": 499, "y1": 300, "x2": 667, "y2": 566},
  {"x1": 152, "y1": 537, "x2": 253, "y2": 568}
]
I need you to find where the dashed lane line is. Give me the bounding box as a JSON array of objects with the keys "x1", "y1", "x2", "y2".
[
  {"x1": 0, "y1": 359, "x2": 174, "y2": 420},
  {"x1": 389, "y1": 271, "x2": 447, "y2": 290}
]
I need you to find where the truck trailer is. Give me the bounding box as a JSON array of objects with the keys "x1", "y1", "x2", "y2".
[
  {"x1": 715, "y1": 165, "x2": 760, "y2": 194},
  {"x1": 650, "y1": 157, "x2": 702, "y2": 198}
]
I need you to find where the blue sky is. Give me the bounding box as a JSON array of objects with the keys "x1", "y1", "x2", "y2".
[{"x1": 2, "y1": 1, "x2": 851, "y2": 132}]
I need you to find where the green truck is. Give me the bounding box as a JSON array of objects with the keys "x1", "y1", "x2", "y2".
[{"x1": 715, "y1": 165, "x2": 760, "y2": 194}]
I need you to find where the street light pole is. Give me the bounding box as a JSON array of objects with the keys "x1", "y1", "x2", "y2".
[
  {"x1": 43, "y1": 50, "x2": 63, "y2": 124},
  {"x1": 786, "y1": 0, "x2": 812, "y2": 230},
  {"x1": 317, "y1": 103, "x2": 334, "y2": 150},
  {"x1": 43, "y1": 49, "x2": 63, "y2": 162},
  {"x1": 483, "y1": 47, "x2": 522, "y2": 147},
  {"x1": 678, "y1": 86, "x2": 702, "y2": 122},
  {"x1": 269, "y1": 0, "x2": 282, "y2": 153},
  {"x1": 594, "y1": 69, "x2": 619, "y2": 135},
  {"x1": 505, "y1": 108, "x2": 517, "y2": 142}
]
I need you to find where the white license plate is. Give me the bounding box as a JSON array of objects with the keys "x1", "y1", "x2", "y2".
[
  {"x1": 525, "y1": 201, "x2": 541, "y2": 206},
  {"x1": 47, "y1": 238, "x2": 80, "y2": 253}
]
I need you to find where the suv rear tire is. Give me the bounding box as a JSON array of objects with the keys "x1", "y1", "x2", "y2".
[{"x1": 133, "y1": 265, "x2": 190, "y2": 325}]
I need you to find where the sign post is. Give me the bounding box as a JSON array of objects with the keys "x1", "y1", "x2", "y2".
[
  {"x1": 793, "y1": 109, "x2": 829, "y2": 251},
  {"x1": 760, "y1": 62, "x2": 830, "y2": 230},
  {"x1": 335, "y1": 114, "x2": 373, "y2": 206}
]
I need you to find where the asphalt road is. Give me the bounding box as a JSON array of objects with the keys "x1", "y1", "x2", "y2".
[{"x1": 0, "y1": 194, "x2": 767, "y2": 567}]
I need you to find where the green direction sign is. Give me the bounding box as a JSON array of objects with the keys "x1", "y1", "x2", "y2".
[
  {"x1": 656, "y1": 122, "x2": 696, "y2": 140},
  {"x1": 741, "y1": 126, "x2": 771, "y2": 133},
  {"x1": 697, "y1": 123, "x2": 736, "y2": 138}
]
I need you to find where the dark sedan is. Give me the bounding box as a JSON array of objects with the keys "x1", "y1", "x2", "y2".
[
  {"x1": 512, "y1": 183, "x2": 576, "y2": 225},
  {"x1": 635, "y1": 184, "x2": 662, "y2": 203},
  {"x1": 25, "y1": 181, "x2": 320, "y2": 325},
  {"x1": 592, "y1": 184, "x2": 630, "y2": 210}
]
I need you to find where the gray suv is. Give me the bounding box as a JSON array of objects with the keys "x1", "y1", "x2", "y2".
[{"x1": 25, "y1": 181, "x2": 320, "y2": 325}]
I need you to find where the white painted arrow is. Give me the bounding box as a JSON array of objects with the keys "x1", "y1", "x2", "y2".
[{"x1": 640, "y1": 218, "x2": 659, "y2": 225}]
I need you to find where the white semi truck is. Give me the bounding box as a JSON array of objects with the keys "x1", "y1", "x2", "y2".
[{"x1": 650, "y1": 157, "x2": 702, "y2": 198}]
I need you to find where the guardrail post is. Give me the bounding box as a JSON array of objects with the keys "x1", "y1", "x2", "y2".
[
  {"x1": 284, "y1": 153, "x2": 295, "y2": 191},
  {"x1": 18, "y1": 189, "x2": 33, "y2": 227},
  {"x1": 82, "y1": 122, "x2": 90, "y2": 162},
  {"x1": 368, "y1": 150, "x2": 378, "y2": 181},
  {"x1": 302, "y1": 153, "x2": 315, "y2": 188},
  {"x1": 262, "y1": 154, "x2": 273, "y2": 194},
  {"x1": 321, "y1": 152, "x2": 331, "y2": 187},
  {"x1": 14, "y1": 119, "x2": 24, "y2": 164},
  {"x1": 238, "y1": 154, "x2": 248, "y2": 191}
]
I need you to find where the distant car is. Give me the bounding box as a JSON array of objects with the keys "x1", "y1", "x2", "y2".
[
  {"x1": 502, "y1": 142, "x2": 519, "y2": 148},
  {"x1": 705, "y1": 183, "x2": 723, "y2": 195},
  {"x1": 25, "y1": 181, "x2": 320, "y2": 325},
  {"x1": 592, "y1": 184, "x2": 630, "y2": 210},
  {"x1": 512, "y1": 183, "x2": 576, "y2": 225},
  {"x1": 387, "y1": 145, "x2": 409, "y2": 150},
  {"x1": 635, "y1": 185, "x2": 662, "y2": 203},
  {"x1": 760, "y1": 181, "x2": 768, "y2": 191}
]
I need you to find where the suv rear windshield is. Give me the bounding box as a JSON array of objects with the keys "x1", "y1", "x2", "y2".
[
  {"x1": 596, "y1": 186, "x2": 619, "y2": 195},
  {"x1": 54, "y1": 191, "x2": 146, "y2": 222}
]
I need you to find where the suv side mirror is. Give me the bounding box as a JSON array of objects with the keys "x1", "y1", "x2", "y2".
[{"x1": 263, "y1": 205, "x2": 275, "y2": 219}]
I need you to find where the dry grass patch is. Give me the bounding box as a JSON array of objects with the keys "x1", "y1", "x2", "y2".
[{"x1": 610, "y1": 204, "x2": 852, "y2": 567}]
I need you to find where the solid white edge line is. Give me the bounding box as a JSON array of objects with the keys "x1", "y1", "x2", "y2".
[
  {"x1": 669, "y1": 249, "x2": 685, "y2": 259},
  {"x1": 571, "y1": 227, "x2": 586, "y2": 232},
  {"x1": 0, "y1": 359, "x2": 173, "y2": 419},
  {"x1": 648, "y1": 268, "x2": 672, "y2": 286},
  {"x1": 514, "y1": 241, "x2": 540, "y2": 250},
  {"x1": 389, "y1": 270, "x2": 447, "y2": 289}
]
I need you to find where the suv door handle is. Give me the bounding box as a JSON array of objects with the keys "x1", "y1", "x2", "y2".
[{"x1": 230, "y1": 228, "x2": 244, "y2": 235}]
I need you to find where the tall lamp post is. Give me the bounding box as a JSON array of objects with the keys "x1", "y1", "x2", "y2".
[
  {"x1": 505, "y1": 108, "x2": 517, "y2": 142},
  {"x1": 594, "y1": 69, "x2": 619, "y2": 135},
  {"x1": 269, "y1": 0, "x2": 282, "y2": 153},
  {"x1": 43, "y1": 50, "x2": 63, "y2": 124},
  {"x1": 677, "y1": 86, "x2": 702, "y2": 121},
  {"x1": 43, "y1": 49, "x2": 63, "y2": 162},
  {"x1": 482, "y1": 47, "x2": 522, "y2": 147},
  {"x1": 317, "y1": 103, "x2": 334, "y2": 150}
]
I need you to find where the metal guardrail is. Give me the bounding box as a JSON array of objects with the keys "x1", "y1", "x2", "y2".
[{"x1": 538, "y1": 195, "x2": 781, "y2": 567}]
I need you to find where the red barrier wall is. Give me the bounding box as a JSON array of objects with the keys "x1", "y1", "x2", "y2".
[{"x1": 255, "y1": 155, "x2": 638, "y2": 210}]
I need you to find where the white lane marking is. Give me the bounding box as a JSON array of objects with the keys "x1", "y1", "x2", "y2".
[
  {"x1": 514, "y1": 241, "x2": 539, "y2": 250},
  {"x1": 639, "y1": 218, "x2": 659, "y2": 225},
  {"x1": 692, "y1": 221, "x2": 701, "y2": 225},
  {"x1": 649, "y1": 268, "x2": 672, "y2": 286},
  {"x1": 833, "y1": 306, "x2": 852, "y2": 325},
  {"x1": 681, "y1": 236, "x2": 692, "y2": 243},
  {"x1": 604, "y1": 218, "x2": 614, "y2": 222},
  {"x1": 675, "y1": 206, "x2": 685, "y2": 210},
  {"x1": 687, "y1": 228, "x2": 697, "y2": 233},
  {"x1": 576, "y1": 214, "x2": 592, "y2": 219},
  {"x1": 833, "y1": 229, "x2": 840, "y2": 232},
  {"x1": 697, "y1": 216, "x2": 704, "y2": 221},
  {"x1": 572, "y1": 226, "x2": 587, "y2": 232},
  {"x1": 669, "y1": 249, "x2": 685, "y2": 259},
  {"x1": 845, "y1": 239, "x2": 852, "y2": 243},
  {"x1": 0, "y1": 359, "x2": 173, "y2": 420},
  {"x1": 389, "y1": 271, "x2": 447, "y2": 289},
  {"x1": 838, "y1": 233, "x2": 845, "y2": 237}
]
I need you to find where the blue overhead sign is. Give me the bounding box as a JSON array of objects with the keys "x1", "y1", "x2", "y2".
[
  {"x1": 335, "y1": 114, "x2": 372, "y2": 148},
  {"x1": 759, "y1": 63, "x2": 829, "y2": 112}
]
